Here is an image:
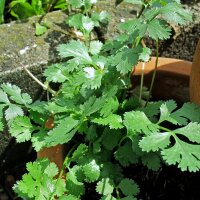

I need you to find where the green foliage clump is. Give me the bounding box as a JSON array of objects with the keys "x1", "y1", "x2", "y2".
[{"x1": 0, "y1": 0, "x2": 198, "y2": 199}]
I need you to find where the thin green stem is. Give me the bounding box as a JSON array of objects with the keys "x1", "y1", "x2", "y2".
[
  {"x1": 22, "y1": 64, "x2": 57, "y2": 96},
  {"x1": 159, "y1": 126, "x2": 172, "y2": 133},
  {"x1": 145, "y1": 39, "x2": 159, "y2": 106},
  {"x1": 116, "y1": 188, "x2": 121, "y2": 199}
]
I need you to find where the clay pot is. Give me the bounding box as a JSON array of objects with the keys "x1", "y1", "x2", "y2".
[
  {"x1": 133, "y1": 57, "x2": 192, "y2": 104},
  {"x1": 190, "y1": 38, "x2": 200, "y2": 105},
  {"x1": 37, "y1": 145, "x2": 66, "y2": 173}
]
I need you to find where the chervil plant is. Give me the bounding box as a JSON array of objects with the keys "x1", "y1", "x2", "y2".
[{"x1": 0, "y1": 0, "x2": 199, "y2": 199}]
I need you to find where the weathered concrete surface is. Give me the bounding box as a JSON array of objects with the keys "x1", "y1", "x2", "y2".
[{"x1": 0, "y1": 11, "x2": 71, "y2": 156}]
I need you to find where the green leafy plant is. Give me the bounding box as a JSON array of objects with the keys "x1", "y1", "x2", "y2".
[
  {"x1": 0, "y1": 0, "x2": 5, "y2": 24},
  {"x1": 1, "y1": 0, "x2": 199, "y2": 199}
]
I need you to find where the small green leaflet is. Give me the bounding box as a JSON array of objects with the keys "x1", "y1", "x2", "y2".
[
  {"x1": 93, "y1": 114, "x2": 123, "y2": 129},
  {"x1": 9, "y1": 116, "x2": 35, "y2": 143},
  {"x1": 175, "y1": 122, "x2": 200, "y2": 143},
  {"x1": 101, "y1": 129, "x2": 121, "y2": 150},
  {"x1": 123, "y1": 111, "x2": 159, "y2": 137},
  {"x1": 147, "y1": 19, "x2": 171, "y2": 40},
  {"x1": 115, "y1": 141, "x2": 138, "y2": 167},
  {"x1": 158, "y1": 102, "x2": 179, "y2": 125},
  {"x1": 5, "y1": 104, "x2": 24, "y2": 121},
  {"x1": 118, "y1": 178, "x2": 140, "y2": 196},
  {"x1": 82, "y1": 67, "x2": 103, "y2": 89},
  {"x1": 171, "y1": 102, "x2": 200, "y2": 125},
  {"x1": 14, "y1": 159, "x2": 66, "y2": 199},
  {"x1": 0, "y1": 90, "x2": 10, "y2": 104},
  {"x1": 89, "y1": 40, "x2": 103, "y2": 55},
  {"x1": 139, "y1": 132, "x2": 171, "y2": 152},
  {"x1": 66, "y1": 167, "x2": 85, "y2": 197},
  {"x1": 82, "y1": 159, "x2": 100, "y2": 182},
  {"x1": 96, "y1": 178, "x2": 114, "y2": 195},
  {"x1": 44, "y1": 117, "x2": 78, "y2": 147},
  {"x1": 1, "y1": 83, "x2": 32, "y2": 105},
  {"x1": 160, "y1": 2, "x2": 192, "y2": 25},
  {"x1": 111, "y1": 47, "x2": 141, "y2": 74},
  {"x1": 91, "y1": 11, "x2": 109, "y2": 25},
  {"x1": 44, "y1": 64, "x2": 69, "y2": 83},
  {"x1": 67, "y1": 13, "x2": 83, "y2": 29},
  {"x1": 139, "y1": 47, "x2": 151, "y2": 62},
  {"x1": 100, "y1": 97, "x2": 119, "y2": 117},
  {"x1": 162, "y1": 139, "x2": 200, "y2": 172},
  {"x1": 57, "y1": 40, "x2": 92, "y2": 64},
  {"x1": 80, "y1": 96, "x2": 105, "y2": 117},
  {"x1": 82, "y1": 15, "x2": 94, "y2": 33}
]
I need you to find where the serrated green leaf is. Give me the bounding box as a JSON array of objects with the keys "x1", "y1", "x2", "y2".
[
  {"x1": 139, "y1": 101, "x2": 162, "y2": 118},
  {"x1": 101, "y1": 162, "x2": 123, "y2": 181},
  {"x1": 0, "y1": 89, "x2": 10, "y2": 104},
  {"x1": 82, "y1": 159, "x2": 100, "y2": 182},
  {"x1": 67, "y1": 13, "x2": 83, "y2": 29},
  {"x1": 5, "y1": 104, "x2": 24, "y2": 121},
  {"x1": 54, "y1": 179, "x2": 66, "y2": 197},
  {"x1": 31, "y1": 129, "x2": 46, "y2": 152},
  {"x1": 44, "y1": 117, "x2": 78, "y2": 147},
  {"x1": 100, "y1": 97, "x2": 119, "y2": 117},
  {"x1": 96, "y1": 178, "x2": 114, "y2": 195},
  {"x1": 158, "y1": 102, "x2": 178, "y2": 124},
  {"x1": 91, "y1": 11, "x2": 109, "y2": 25},
  {"x1": 139, "y1": 132, "x2": 171, "y2": 152},
  {"x1": 66, "y1": 167, "x2": 85, "y2": 197},
  {"x1": 9, "y1": 116, "x2": 34, "y2": 143},
  {"x1": 175, "y1": 122, "x2": 200, "y2": 143},
  {"x1": 71, "y1": 144, "x2": 88, "y2": 161},
  {"x1": 57, "y1": 40, "x2": 92, "y2": 64},
  {"x1": 82, "y1": 67, "x2": 103, "y2": 89},
  {"x1": 44, "y1": 64, "x2": 69, "y2": 83},
  {"x1": 102, "y1": 129, "x2": 121, "y2": 150},
  {"x1": 14, "y1": 159, "x2": 65, "y2": 199},
  {"x1": 160, "y1": 2, "x2": 192, "y2": 25},
  {"x1": 141, "y1": 152, "x2": 161, "y2": 171},
  {"x1": 1, "y1": 83, "x2": 32, "y2": 105},
  {"x1": 115, "y1": 141, "x2": 138, "y2": 167},
  {"x1": 124, "y1": 111, "x2": 159, "y2": 137},
  {"x1": 82, "y1": 15, "x2": 94, "y2": 33},
  {"x1": 144, "y1": 8, "x2": 160, "y2": 21},
  {"x1": 118, "y1": 178, "x2": 140, "y2": 196},
  {"x1": 162, "y1": 139, "x2": 200, "y2": 172},
  {"x1": 147, "y1": 19, "x2": 171, "y2": 40},
  {"x1": 93, "y1": 114, "x2": 123, "y2": 129},
  {"x1": 89, "y1": 40, "x2": 103, "y2": 55},
  {"x1": 44, "y1": 162, "x2": 58, "y2": 178},
  {"x1": 80, "y1": 96, "x2": 105, "y2": 117},
  {"x1": 171, "y1": 103, "x2": 200, "y2": 125},
  {"x1": 111, "y1": 48, "x2": 141, "y2": 74},
  {"x1": 139, "y1": 47, "x2": 151, "y2": 62}
]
